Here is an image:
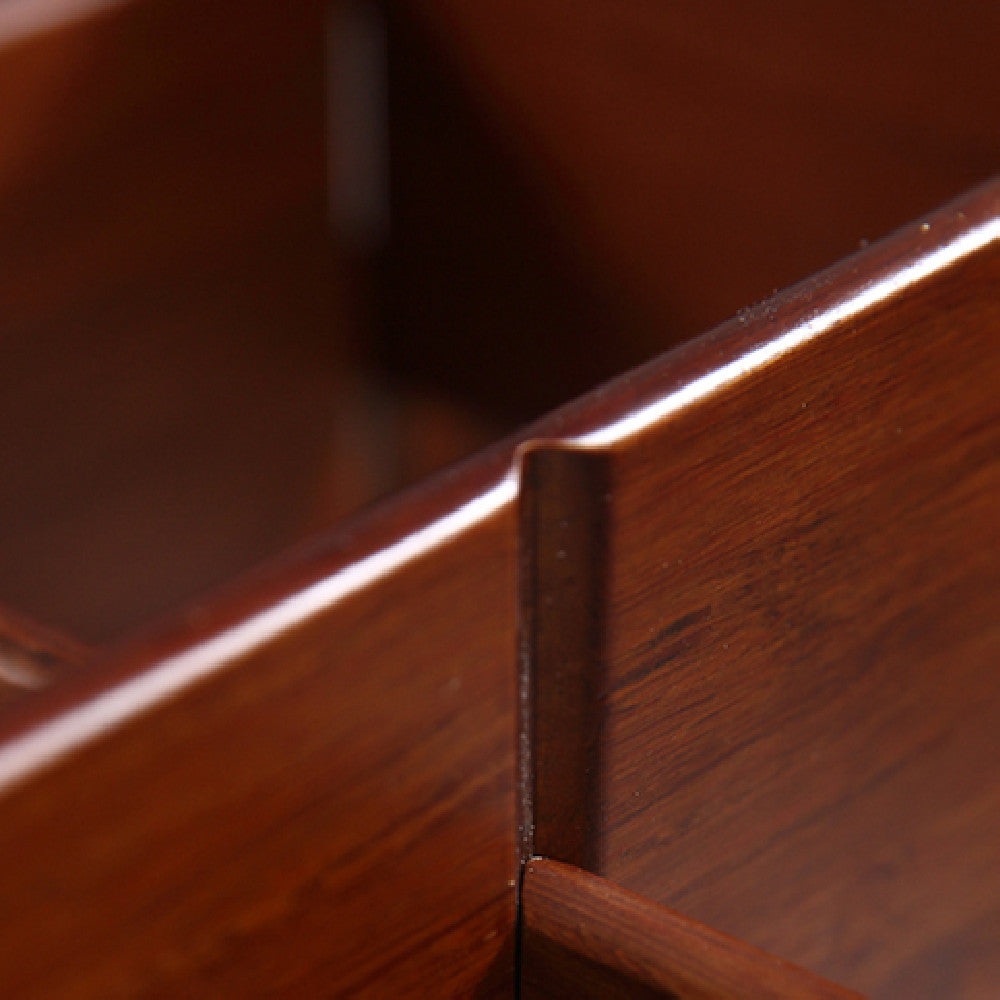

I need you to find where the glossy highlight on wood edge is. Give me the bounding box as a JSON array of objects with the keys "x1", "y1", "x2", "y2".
[
  {"x1": 1, "y1": 182, "x2": 996, "y2": 793},
  {"x1": 517, "y1": 182, "x2": 1000, "y2": 994},
  {"x1": 0, "y1": 180, "x2": 995, "y2": 996},
  {"x1": 515, "y1": 178, "x2": 1000, "y2": 867},
  {"x1": 0, "y1": 474, "x2": 518, "y2": 795}
]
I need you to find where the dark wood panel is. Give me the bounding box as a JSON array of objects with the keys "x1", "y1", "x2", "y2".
[
  {"x1": 521, "y1": 184, "x2": 1000, "y2": 995},
  {"x1": 0, "y1": 145, "x2": 996, "y2": 994},
  {"x1": 383, "y1": 0, "x2": 641, "y2": 422},
  {"x1": 392, "y1": 0, "x2": 1000, "y2": 414},
  {"x1": 10, "y1": 0, "x2": 995, "y2": 644},
  {"x1": 522, "y1": 859, "x2": 862, "y2": 998},
  {"x1": 0, "y1": 499, "x2": 518, "y2": 996}
]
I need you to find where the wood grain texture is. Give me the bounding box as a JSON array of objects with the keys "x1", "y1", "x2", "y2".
[
  {"x1": 521, "y1": 185, "x2": 1000, "y2": 995},
  {"x1": 0, "y1": 497, "x2": 518, "y2": 997},
  {"x1": 7, "y1": 0, "x2": 995, "y2": 641},
  {"x1": 0, "y1": 130, "x2": 996, "y2": 995},
  {"x1": 522, "y1": 859, "x2": 863, "y2": 999}
]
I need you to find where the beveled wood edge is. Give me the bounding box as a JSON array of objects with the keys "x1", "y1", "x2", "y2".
[
  {"x1": 522, "y1": 859, "x2": 866, "y2": 999},
  {"x1": 0, "y1": 179, "x2": 996, "y2": 791}
]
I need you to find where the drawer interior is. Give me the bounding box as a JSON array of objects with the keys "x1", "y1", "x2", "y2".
[{"x1": 1, "y1": 0, "x2": 995, "y2": 648}]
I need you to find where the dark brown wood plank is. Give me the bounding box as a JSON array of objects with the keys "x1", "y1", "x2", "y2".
[
  {"x1": 522, "y1": 859, "x2": 863, "y2": 999},
  {"x1": 0, "y1": 0, "x2": 509, "y2": 644},
  {"x1": 0, "y1": 172, "x2": 996, "y2": 995},
  {"x1": 0, "y1": 501, "x2": 518, "y2": 997},
  {"x1": 520, "y1": 185, "x2": 1000, "y2": 995}
]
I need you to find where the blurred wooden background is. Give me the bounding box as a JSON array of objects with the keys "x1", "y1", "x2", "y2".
[{"x1": 0, "y1": 0, "x2": 996, "y2": 642}]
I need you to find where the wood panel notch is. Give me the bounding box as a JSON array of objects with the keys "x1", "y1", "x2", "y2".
[{"x1": 518, "y1": 445, "x2": 611, "y2": 869}]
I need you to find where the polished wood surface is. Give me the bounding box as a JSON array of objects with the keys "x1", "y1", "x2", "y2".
[
  {"x1": 0, "y1": 502, "x2": 518, "y2": 996},
  {"x1": 522, "y1": 859, "x2": 863, "y2": 999},
  {"x1": 6, "y1": 0, "x2": 996, "y2": 637},
  {"x1": 0, "y1": 179, "x2": 995, "y2": 995},
  {"x1": 522, "y1": 184, "x2": 1000, "y2": 996},
  {"x1": 519, "y1": 447, "x2": 610, "y2": 870},
  {"x1": 1, "y1": 3, "x2": 999, "y2": 991}
]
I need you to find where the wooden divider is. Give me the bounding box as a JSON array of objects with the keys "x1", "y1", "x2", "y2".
[{"x1": 522, "y1": 859, "x2": 863, "y2": 999}]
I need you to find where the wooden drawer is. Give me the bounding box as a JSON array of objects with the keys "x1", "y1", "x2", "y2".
[{"x1": 0, "y1": 2, "x2": 998, "y2": 995}]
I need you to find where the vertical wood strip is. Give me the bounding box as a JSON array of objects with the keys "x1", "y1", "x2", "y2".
[{"x1": 519, "y1": 445, "x2": 610, "y2": 869}]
